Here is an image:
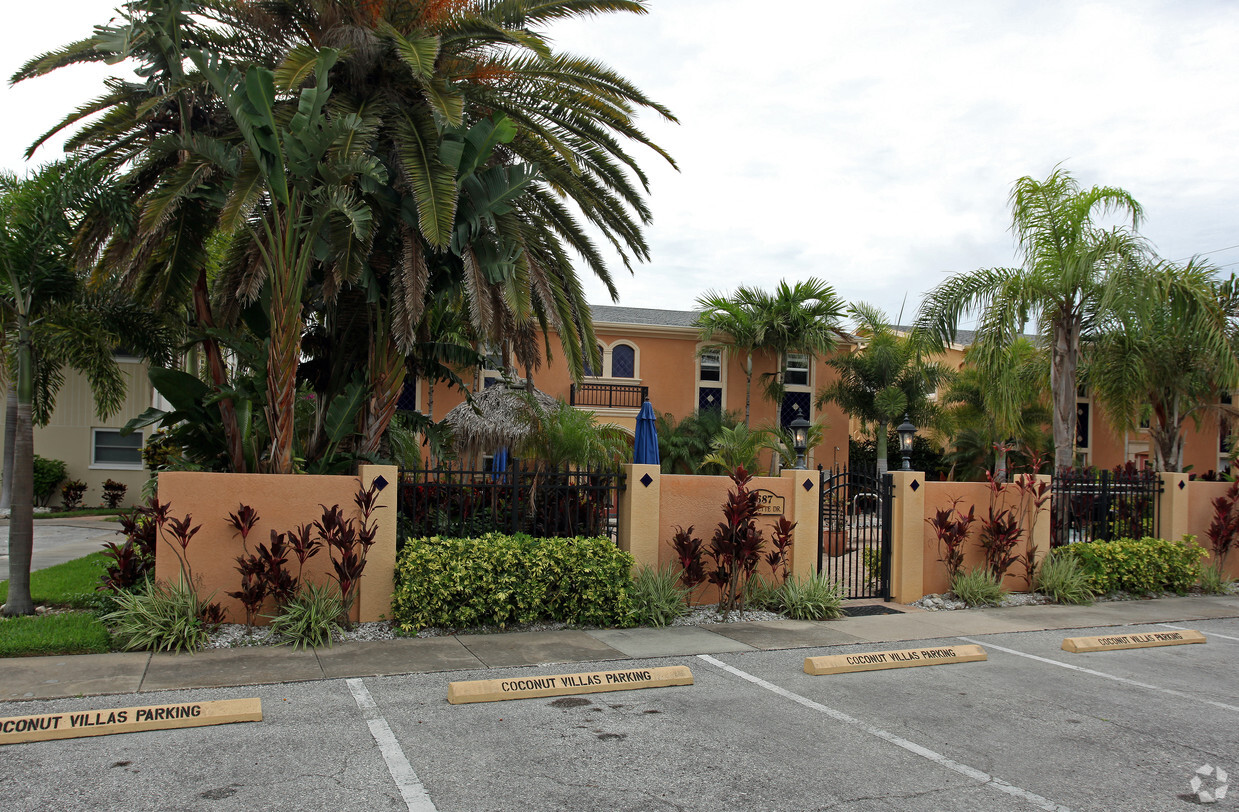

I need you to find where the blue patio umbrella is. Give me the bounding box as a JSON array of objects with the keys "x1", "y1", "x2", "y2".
[
  {"x1": 633, "y1": 400, "x2": 660, "y2": 465},
  {"x1": 492, "y1": 446, "x2": 509, "y2": 478}
]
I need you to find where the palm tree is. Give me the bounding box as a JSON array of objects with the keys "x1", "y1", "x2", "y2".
[
  {"x1": 656, "y1": 408, "x2": 739, "y2": 474},
  {"x1": 701, "y1": 423, "x2": 768, "y2": 474},
  {"x1": 1084, "y1": 260, "x2": 1239, "y2": 472},
  {"x1": 817, "y1": 303, "x2": 949, "y2": 475},
  {"x1": 695, "y1": 287, "x2": 767, "y2": 427},
  {"x1": 0, "y1": 162, "x2": 168, "y2": 615},
  {"x1": 753, "y1": 278, "x2": 846, "y2": 406},
  {"x1": 19, "y1": 0, "x2": 677, "y2": 470},
  {"x1": 916, "y1": 166, "x2": 1147, "y2": 470},
  {"x1": 942, "y1": 338, "x2": 1050, "y2": 481}
]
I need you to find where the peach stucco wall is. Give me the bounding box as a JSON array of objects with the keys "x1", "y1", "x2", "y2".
[
  {"x1": 1184, "y1": 480, "x2": 1239, "y2": 579},
  {"x1": 655, "y1": 473, "x2": 800, "y2": 604},
  {"x1": 920, "y1": 481, "x2": 1048, "y2": 596},
  {"x1": 155, "y1": 467, "x2": 397, "y2": 623}
]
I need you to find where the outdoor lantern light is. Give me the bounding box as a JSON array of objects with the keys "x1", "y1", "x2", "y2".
[
  {"x1": 897, "y1": 413, "x2": 916, "y2": 471},
  {"x1": 790, "y1": 416, "x2": 810, "y2": 469}
]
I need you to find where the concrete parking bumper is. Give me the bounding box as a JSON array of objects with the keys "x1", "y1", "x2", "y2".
[{"x1": 2, "y1": 594, "x2": 1238, "y2": 703}]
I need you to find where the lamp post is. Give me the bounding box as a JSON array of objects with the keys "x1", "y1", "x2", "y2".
[
  {"x1": 790, "y1": 417, "x2": 810, "y2": 469},
  {"x1": 897, "y1": 413, "x2": 916, "y2": 471}
]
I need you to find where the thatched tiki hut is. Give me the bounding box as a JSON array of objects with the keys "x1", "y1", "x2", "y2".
[{"x1": 443, "y1": 383, "x2": 559, "y2": 464}]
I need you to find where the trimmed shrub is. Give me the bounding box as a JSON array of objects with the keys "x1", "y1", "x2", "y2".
[
  {"x1": 771, "y1": 572, "x2": 844, "y2": 620},
  {"x1": 1057, "y1": 536, "x2": 1206, "y2": 595},
  {"x1": 392, "y1": 533, "x2": 633, "y2": 632},
  {"x1": 950, "y1": 567, "x2": 1007, "y2": 607},
  {"x1": 628, "y1": 565, "x2": 689, "y2": 627},
  {"x1": 60, "y1": 479, "x2": 87, "y2": 510},
  {"x1": 102, "y1": 479, "x2": 128, "y2": 509},
  {"x1": 743, "y1": 573, "x2": 779, "y2": 612},
  {"x1": 32, "y1": 455, "x2": 67, "y2": 507},
  {"x1": 1034, "y1": 550, "x2": 1094, "y2": 605}
]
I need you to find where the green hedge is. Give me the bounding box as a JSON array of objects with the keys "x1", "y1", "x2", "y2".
[
  {"x1": 1057, "y1": 536, "x2": 1206, "y2": 595},
  {"x1": 392, "y1": 533, "x2": 634, "y2": 633}
]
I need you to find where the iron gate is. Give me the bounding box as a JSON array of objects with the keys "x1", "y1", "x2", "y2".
[{"x1": 818, "y1": 464, "x2": 893, "y2": 600}]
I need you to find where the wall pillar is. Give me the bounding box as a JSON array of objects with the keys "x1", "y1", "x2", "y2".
[
  {"x1": 620, "y1": 464, "x2": 661, "y2": 570},
  {"x1": 783, "y1": 468, "x2": 820, "y2": 579},
  {"x1": 358, "y1": 464, "x2": 398, "y2": 623},
  {"x1": 1158, "y1": 472, "x2": 1190, "y2": 541},
  {"x1": 889, "y1": 470, "x2": 925, "y2": 604}
]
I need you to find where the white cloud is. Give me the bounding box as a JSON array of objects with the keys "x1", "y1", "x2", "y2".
[{"x1": 5, "y1": 1, "x2": 1239, "y2": 317}]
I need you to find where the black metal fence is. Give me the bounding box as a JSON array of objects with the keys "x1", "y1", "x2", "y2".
[
  {"x1": 1050, "y1": 465, "x2": 1162, "y2": 546},
  {"x1": 818, "y1": 464, "x2": 893, "y2": 600},
  {"x1": 398, "y1": 461, "x2": 625, "y2": 544},
  {"x1": 570, "y1": 382, "x2": 648, "y2": 409}
]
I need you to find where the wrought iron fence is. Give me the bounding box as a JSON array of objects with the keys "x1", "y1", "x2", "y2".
[
  {"x1": 1050, "y1": 464, "x2": 1161, "y2": 546},
  {"x1": 818, "y1": 463, "x2": 892, "y2": 600},
  {"x1": 398, "y1": 460, "x2": 625, "y2": 545},
  {"x1": 570, "y1": 382, "x2": 648, "y2": 409}
]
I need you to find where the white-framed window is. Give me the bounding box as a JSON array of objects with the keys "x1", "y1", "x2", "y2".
[
  {"x1": 92, "y1": 428, "x2": 143, "y2": 469},
  {"x1": 784, "y1": 352, "x2": 810, "y2": 387},
  {"x1": 699, "y1": 349, "x2": 721, "y2": 382},
  {"x1": 480, "y1": 342, "x2": 505, "y2": 389},
  {"x1": 697, "y1": 348, "x2": 723, "y2": 412}
]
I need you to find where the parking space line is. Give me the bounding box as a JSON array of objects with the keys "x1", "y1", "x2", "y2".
[
  {"x1": 346, "y1": 678, "x2": 438, "y2": 812},
  {"x1": 697, "y1": 655, "x2": 1072, "y2": 812},
  {"x1": 1159, "y1": 623, "x2": 1239, "y2": 642},
  {"x1": 957, "y1": 637, "x2": 1239, "y2": 713}
]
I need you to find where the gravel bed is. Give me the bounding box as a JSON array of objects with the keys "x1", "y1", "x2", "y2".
[
  {"x1": 913, "y1": 582, "x2": 1239, "y2": 611},
  {"x1": 202, "y1": 605, "x2": 788, "y2": 649}
]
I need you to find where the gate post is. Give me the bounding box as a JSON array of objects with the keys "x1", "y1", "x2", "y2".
[
  {"x1": 1157, "y1": 472, "x2": 1189, "y2": 541},
  {"x1": 783, "y1": 468, "x2": 820, "y2": 578},
  {"x1": 888, "y1": 470, "x2": 925, "y2": 604},
  {"x1": 619, "y1": 463, "x2": 661, "y2": 571}
]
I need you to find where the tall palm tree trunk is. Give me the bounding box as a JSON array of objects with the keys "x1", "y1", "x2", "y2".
[
  {"x1": 263, "y1": 207, "x2": 311, "y2": 475},
  {"x1": 194, "y1": 273, "x2": 246, "y2": 472},
  {"x1": 743, "y1": 351, "x2": 753, "y2": 428},
  {"x1": 1, "y1": 386, "x2": 17, "y2": 511},
  {"x1": 4, "y1": 323, "x2": 36, "y2": 616},
  {"x1": 1050, "y1": 314, "x2": 1081, "y2": 471},
  {"x1": 359, "y1": 331, "x2": 407, "y2": 457}
]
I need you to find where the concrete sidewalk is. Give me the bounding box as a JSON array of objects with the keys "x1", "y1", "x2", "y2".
[{"x1": 4, "y1": 593, "x2": 1237, "y2": 703}]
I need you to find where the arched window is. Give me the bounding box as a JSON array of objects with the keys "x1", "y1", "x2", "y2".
[{"x1": 611, "y1": 344, "x2": 635, "y2": 378}]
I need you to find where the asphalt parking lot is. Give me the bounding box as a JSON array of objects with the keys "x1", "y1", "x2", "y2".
[{"x1": 3, "y1": 617, "x2": 1236, "y2": 812}]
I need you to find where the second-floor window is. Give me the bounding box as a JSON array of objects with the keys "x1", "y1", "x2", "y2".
[
  {"x1": 699, "y1": 350, "x2": 721, "y2": 382},
  {"x1": 784, "y1": 352, "x2": 809, "y2": 387}
]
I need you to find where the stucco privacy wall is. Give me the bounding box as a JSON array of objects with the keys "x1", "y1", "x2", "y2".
[
  {"x1": 1183, "y1": 479, "x2": 1239, "y2": 579},
  {"x1": 917, "y1": 479, "x2": 1051, "y2": 597},
  {"x1": 155, "y1": 465, "x2": 397, "y2": 623},
  {"x1": 618, "y1": 465, "x2": 818, "y2": 606}
]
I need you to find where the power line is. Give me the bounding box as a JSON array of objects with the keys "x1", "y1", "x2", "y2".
[{"x1": 1170, "y1": 243, "x2": 1239, "y2": 263}]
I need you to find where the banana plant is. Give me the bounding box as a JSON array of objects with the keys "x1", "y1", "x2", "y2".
[{"x1": 191, "y1": 46, "x2": 385, "y2": 473}]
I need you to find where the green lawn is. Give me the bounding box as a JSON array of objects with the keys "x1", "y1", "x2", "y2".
[
  {"x1": 0, "y1": 553, "x2": 116, "y2": 656},
  {"x1": 0, "y1": 552, "x2": 111, "y2": 609},
  {"x1": 0, "y1": 612, "x2": 112, "y2": 656},
  {"x1": 33, "y1": 508, "x2": 126, "y2": 520}
]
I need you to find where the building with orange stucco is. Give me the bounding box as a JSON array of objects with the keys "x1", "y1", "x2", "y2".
[{"x1": 402, "y1": 304, "x2": 856, "y2": 471}]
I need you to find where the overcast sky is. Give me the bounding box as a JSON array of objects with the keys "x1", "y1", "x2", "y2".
[{"x1": 4, "y1": 1, "x2": 1238, "y2": 325}]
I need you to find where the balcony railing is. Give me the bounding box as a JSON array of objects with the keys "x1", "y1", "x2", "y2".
[{"x1": 570, "y1": 382, "x2": 648, "y2": 409}]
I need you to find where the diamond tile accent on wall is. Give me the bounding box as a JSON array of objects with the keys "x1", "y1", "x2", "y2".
[
  {"x1": 640, "y1": 473, "x2": 654, "y2": 488},
  {"x1": 372, "y1": 475, "x2": 389, "y2": 491},
  {"x1": 910, "y1": 479, "x2": 920, "y2": 492},
  {"x1": 1178, "y1": 480, "x2": 1186, "y2": 490},
  {"x1": 802, "y1": 478, "x2": 813, "y2": 492}
]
